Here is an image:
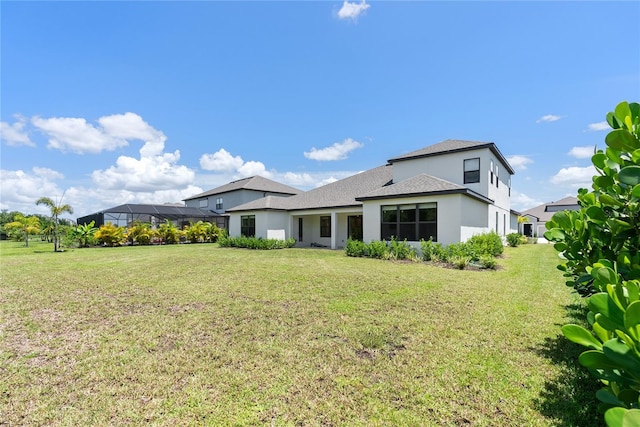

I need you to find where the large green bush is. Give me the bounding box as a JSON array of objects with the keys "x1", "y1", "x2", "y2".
[
  {"x1": 467, "y1": 231, "x2": 504, "y2": 257},
  {"x1": 545, "y1": 101, "x2": 640, "y2": 426}
]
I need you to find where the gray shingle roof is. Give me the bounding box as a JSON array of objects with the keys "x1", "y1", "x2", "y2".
[
  {"x1": 521, "y1": 196, "x2": 580, "y2": 222},
  {"x1": 183, "y1": 175, "x2": 302, "y2": 201},
  {"x1": 227, "y1": 165, "x2": 393, "y2": 212},
  {"x1": 388, "y1": 139, "x2": 516, "y2": 175},
  {"x1": 356, "y1": 174, "x2": 492, "y2": 204}
]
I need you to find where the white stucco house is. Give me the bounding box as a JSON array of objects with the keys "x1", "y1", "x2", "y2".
[
  {"x1": 520, "y1": 196, "x2": 580, "y2": 237},
  {"x1": 226, "y1": 139, "x2": 517, "y2": 249}
]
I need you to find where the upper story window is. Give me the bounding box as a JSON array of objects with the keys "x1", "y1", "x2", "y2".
[
  {"x1": 463, "y1": 158, "x2": 480, "y2": 184},
  {"x1": 199, "y1": 199, "x2": 208, "y2": 208},
  {"x1": 216, "y1": 197, "x2": 223, "y2": 210},
  {"x1": 495, "y1": 165, "x2": 499, "y2": 188},
  {"x1": 490, "y1": 160, "x2": 494, "y2": 184}
]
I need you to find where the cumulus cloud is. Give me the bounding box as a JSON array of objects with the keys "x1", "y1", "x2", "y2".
[
  {"x1": 304, "y1": 138, "x2": 364, "y2": 161},
  {"x1": 536, "y1": 114, "x2": 563, "y2": 123},
  {"x1": 1, "y1": 116, "x2": 35, "y2": 147},
  {"x1": 199, "y1": 148, "x2": 272, "y2": 179},
  {"x1": 337, "y1": 0, "x2": 370, "y2": 20},
  {"x1": 0, "y1": 168, "x2": 65, "y2": 212},
  {"x1": 510, "y1": 190, "x2": 544, "y2": 212},
  {"x1": 550, "y1": 165, "x2": 597, "y2": 188},
  {"x1": 568, "y1": 146, "x2": 596, "y2": 159},
  {"x1": 200, "y1": 149, "x2": 245, "y2": 172},
  {"x1": 31, "y1": 112, "x2": 166, "y2": 155},
  {"x1": 506, "y1": 155, "x2": 533, "y2": 171},
  {"x1": 586, "y1": 121, "x2": 609, "y2": 132},
  {"x1": 91, "y1": 151, "x2": 195, "y2": 192}
]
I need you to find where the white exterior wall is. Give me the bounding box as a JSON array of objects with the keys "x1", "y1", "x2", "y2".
[
  {"x1": 362, "y1": 194, "x2": 483, "y2": 246},
  {"x1": 459, "y1": 196, "x2": 491, "y2": 241},
  {"x1": 228, "y1": 210, "x2": 290, "y2": 239},
  {"x1": 392, "y1": 148, "x2": 512, "y2": 212}
]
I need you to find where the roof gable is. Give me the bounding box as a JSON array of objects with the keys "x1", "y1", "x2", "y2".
[{"x1": 388, "y1": 139, "x2": 516, "y2": 175}]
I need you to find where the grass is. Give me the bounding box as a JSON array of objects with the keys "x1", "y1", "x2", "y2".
[{"x1": 0, "y1": 240, "x2": 600, "y2": 426}]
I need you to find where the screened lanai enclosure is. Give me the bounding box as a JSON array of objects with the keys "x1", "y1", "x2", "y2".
[{"x1": 76, "y1": 204, "x2": 226, "y2": 230}]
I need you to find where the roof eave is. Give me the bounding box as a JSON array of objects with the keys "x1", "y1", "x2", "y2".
[
  {"x1": 388, "y1": 143, "x2": 516, "y2": 175},
  {"x1": 356, "y1": 188, "x2": 493, "y2": 204}
]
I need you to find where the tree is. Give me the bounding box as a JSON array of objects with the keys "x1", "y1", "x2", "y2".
[
  {"x1": 6, "y1": 214, "x2": 41, "y2": 247},
  {"x1": 36, "y1": 195, "x2": 74, "y2": 252}
]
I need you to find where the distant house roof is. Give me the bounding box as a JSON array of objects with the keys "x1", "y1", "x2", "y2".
[
  {"x1": 77, "y1": 203, "x2": 221, "y2": 225},
  {"x1": 521, "y1": 196, "x2": 580, "y2": 223},
  {"x1": 183, "y1": 176, "x2": 302, "y2": 201},
  {"x1": 388, "y1": 139, "x2": 516, "y2": 175}
]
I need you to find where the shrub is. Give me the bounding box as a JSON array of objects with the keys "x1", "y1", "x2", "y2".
[
  {"x1": 450, "y1": 255, "x2": 470, "y2": 270},
  {"x1": 420, "y1": 238, "x2": 443, "y2": 261},
  {"x1": 442, "y1": 242, "x2": 474, "y2": 263},
  {"x1": 218, "y1": 236, "x2": 295, "y2": 249},
  {"x1": 506, "y1": 233, "x2": 521, "y2": 247},
  {"x1": 478, "y1": 255, "x2": 497, "y2": 270},
  {"x1": 545, "y1": 101, "x2": 640, "y2": 424},
  {"x1": 366, "y1": 240, "x2": 389, "y2": 259},
  {"x1": 467, "y1": 231, "x2": 504, "y2": 257},
  {"x1": 95, "y1": 223, "x2": 126, "y2": 247},
  {"x1": 345, "y1": 239, "x2": 367, "y2": 257},
  {"x1": 388, "y1": 237, "x2": 416, "y2": 260}
]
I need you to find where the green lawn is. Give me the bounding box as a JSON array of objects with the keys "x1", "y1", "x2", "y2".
[{"x1": 0, "y1": 240, "x2": 600, "y2": 426}]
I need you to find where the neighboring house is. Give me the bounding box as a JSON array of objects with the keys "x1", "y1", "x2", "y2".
[
  {"x1": 521, "y1": 196, "x2": 580, "y2": 237},
  {"x1": 183, "y1": 175, "x2": 302, "y2": 215},
  {"x1": 226, "y1": 139, "x2": 517, "y2": 249}
]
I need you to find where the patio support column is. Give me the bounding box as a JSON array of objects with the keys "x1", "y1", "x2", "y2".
[{"x1": 330, "y1": 211, "x2": 337, "y2": 249}]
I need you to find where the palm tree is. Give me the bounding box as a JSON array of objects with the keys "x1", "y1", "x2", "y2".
[
  {"x1": 6, "y1": 214, "x2": 41, "y2": 247},
  {"x1": 36, "y1": 195, "x2": 74, "y2": 252}
]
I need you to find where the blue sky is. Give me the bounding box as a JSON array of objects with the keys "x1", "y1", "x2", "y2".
[{"x1": 1, "y1": 1, "x2": 639, "y2": 220}]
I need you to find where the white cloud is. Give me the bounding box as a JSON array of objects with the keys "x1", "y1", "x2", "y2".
[
  {"x1": 510, "y1": 190, "x2": 544, "y2": 212},
  {"x1": 238, "y1": 161, "x2": 272, "y2": 179},
  {"x1": 550, "y1": 165, "x2": 597, "y2": 188},
  {"x1": 198, "y1": 148, "x2": 272, "y2": 179},
  {"x1": 200, "y1": 148, "x2": 245, "y2": 172},
  {"x1": 536, "y1": 114, "x2": 563, "y2": 123},
  {"x1": 304, "y1": 138, "x2": 364, "y2": 161},
  {"x1": 506, "y1": 155, "x2": 533, "y2": 171},
  {"x1": 568, "y1": 146, "x2": 596, "y2": 159},
  {"x1": 337, "y1": 0, "x2": 370, "y2": 20},
  {"x1": 0, "y1": 168, "x2": 65, "y2": 213},
  {"x1": 32, "y1": 116, "x2": 126, "y2": 154},
  {"x1": 586, "y1": 121, "x2": 609, "y2": 132},
  {"x1": 31, "y1": 112, "x2": 167, "y2": 155},
  {"x1": 91, "y1": 151, "x2": 195, "y2": 192},
  {"x1": 1, "y1": 116, "x2": 35, "y2": 147}
]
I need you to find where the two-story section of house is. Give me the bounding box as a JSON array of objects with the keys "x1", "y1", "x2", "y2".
[
  {"x1": 183, "y1": 175, "x2": 302, "y2": 215},
  {"x1": 226, "y1": 140, "x2": 515, "y2": 248}
]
